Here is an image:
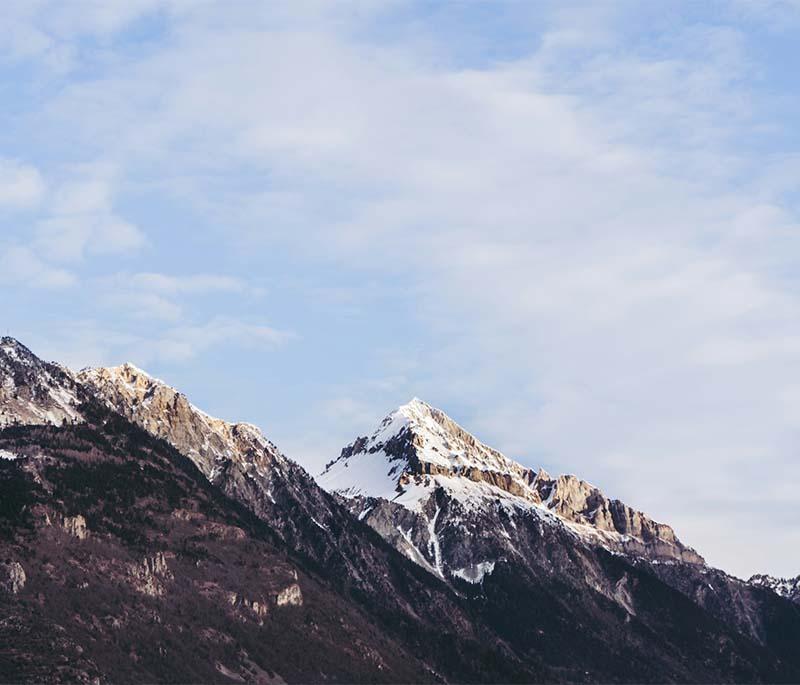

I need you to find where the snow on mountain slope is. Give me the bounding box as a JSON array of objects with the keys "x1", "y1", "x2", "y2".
[
  {"x1": 78, "y1": 365, "x2": 479, "y2": 602},
  {"x1": 0, "y1": 337, "x2": 84, "y2": 428},
  {"x1": 319, "y1": 398, "x2": 704, "y2": 578},
  {"x1": 320, "y1": 398, "x2": 535, "y2": 503},
  {"x1": 749, "y1": 574, "x2": 800, "y2": 604}
]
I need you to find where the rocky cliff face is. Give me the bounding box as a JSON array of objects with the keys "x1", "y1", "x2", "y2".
[
  {"x1": 0, "y1": 561, "x2": 26, "y2": 594},
  {"x1": 320, "y1": 398, "x2": 703, "y2": 570}
]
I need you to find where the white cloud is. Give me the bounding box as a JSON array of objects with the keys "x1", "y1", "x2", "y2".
[
  {"x1": 35, "y1": 174, "x2": 146, "y2": 261},
  {"x1": 138, "y1": 318, "x2": 296, "y2": 364},
  {"x1": 100, "y1": 290, "x2": 183, "y2": 322},
  {"x1": 0, "y1": 245, "x2": 76, "y2": 288},
  {"x1": 25, "y1": 316, "x2": 294, "y2": 372},
  {"x1": 130, "y1": 272, "x2": 247, "y2": 295},
  {"x1": 94, "y1": 272, "x2": 253, "y2": 322},
  {"x1": 0, "y1": 158, "x2": 45, "y2": 209}
]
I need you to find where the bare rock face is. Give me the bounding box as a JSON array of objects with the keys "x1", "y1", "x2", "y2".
[
  {"x1": 78, "y1": 364, "x2": 286, "y2": 483},
  {"x1": 530, "y1": 472, "x2": 705, "y2": 565},
  {"x1": 63, "y1": 514, "x2": 88, "y2": 540},
  {"x1": 0, "y1": 560, "x2": 26, "y2": 594},
  {"x1": 228, "y1": 592, "x2": 271, "y2": 624},
  {"x1": 129, "y1": 552, "x2": 173, "y2": 597},
  {"x1": 275, "y1": 583, "x2": 303, "y2": 607}
]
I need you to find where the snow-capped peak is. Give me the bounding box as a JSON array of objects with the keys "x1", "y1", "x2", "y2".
[
  {"x1": 748, "y1": 574, "x2": 800, "y2": 604},
  {"x1": 398, "y1": 398, "x2": 523, "y2": 474},
  {"x1": 320, "y1": 398, "x2": 534, "y2": 502},
  {"x1": 319, "y1": 399, "x2": 704, "y2": 567}
]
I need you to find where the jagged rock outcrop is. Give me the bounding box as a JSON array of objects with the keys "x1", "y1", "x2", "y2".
[
  {"x1": 275, "y1": 583, "x2": 303, "y2": 607},
  {"x1": 531, "y1": 471, "x2": 705, "y2": 564},
  {"x1": 0, "y1": 338, "x2": 84, "y2": 428},
  {"x1": 749, "y1": 573, "x2": 800, "y2": 604},
  {"x1": 129, "y1": 552, "x2": 174, "y2": 597},
  {"x1": 0, "y1": 561, "x2": 26, "y2": 594},
  {"x1": 63, "y1": 514, "x2": 88, "y2": 540},
  {"x1": 78, "y1": 364, "x2": 284, "y2": 482},
  {"x1": 227, "y1": 591, "x2": 271, "y2": 623}
]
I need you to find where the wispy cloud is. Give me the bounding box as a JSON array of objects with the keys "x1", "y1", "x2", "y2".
[
  {"x1": 0, "y1": 245, "x2": 76, "y2": 289},
  {"x1": 145, "y1": 318, "x2": 295, "y2": 364},
  {"x1": 27, "y1": 316, "x2": 295, "y2": 371},
  {"x1": 130, "y1": 272, "x2": 248, "y2": 295},
  {"x1": 34, "y1": 169, "x2": 147, "y2": 261},
  {"x1": 0, "y1": 158, "x2": 45, "y2": 209}
]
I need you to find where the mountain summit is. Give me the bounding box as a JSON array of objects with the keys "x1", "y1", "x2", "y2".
[{"x1": 320, "y1": 397, "x2": 704, "y2": 575}]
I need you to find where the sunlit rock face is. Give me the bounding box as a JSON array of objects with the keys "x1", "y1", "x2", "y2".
[{"x1": 79, "y1": 363, "x2": 286, "y2": 482}]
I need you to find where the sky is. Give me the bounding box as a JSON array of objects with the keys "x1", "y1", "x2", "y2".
[{"x1": 2, "y1": 0, "x2": 800, "y2": 579}]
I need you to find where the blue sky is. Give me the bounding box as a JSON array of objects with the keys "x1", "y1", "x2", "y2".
[{"x1": 2, "y1": 0, "x2": 800, "y2": 579}]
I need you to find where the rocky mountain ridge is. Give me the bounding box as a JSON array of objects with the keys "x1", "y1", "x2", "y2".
[
  {"x1": 0, "y1": 338, "x2": 84, "y2": 428},
  {"x1": 749, "y1": 574, "x2": 800, "y2": 604},
  {"x1": 78, "y1": 363, "x2": 289, "y2": 486},
  {"x1": 319, "y1": 397, "x2": 800, "y2": 664},
  {"x1": 3, "y1": 338, "x2": 800, "y2": 683},
  {"x1": 320, "y1": 398, "x2": 703, "y2": 569}
]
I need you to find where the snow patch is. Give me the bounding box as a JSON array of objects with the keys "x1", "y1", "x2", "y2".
[{"x1": 452, "y1": 561, "x2": 496, "y2": 584}]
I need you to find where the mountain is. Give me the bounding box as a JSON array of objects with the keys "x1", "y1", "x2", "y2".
[
  {"x1": 749, "y1": 575, "x2": 800, "y2": 605},
  {"x1": 320, "y1": 397, "x2": 800, "y2": 675},
  {"x1": 3, "y1": 339, "x2": 800, "y2": 683},
  {"x1": 0, "y1": 411, "x2": 435, "y2": 683},
  {"x1": 75, "y1": 359, "x2": 538, "y2": 683},
  {"x1": 319, "y1": 398, "x2": 703, "y2": 577},
  {"x1": 76, "y1": 365, "x2": 492, "y2": 644},
  {"x1": 1, "y1": 341, "x2": 526, "y2": 683}
]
